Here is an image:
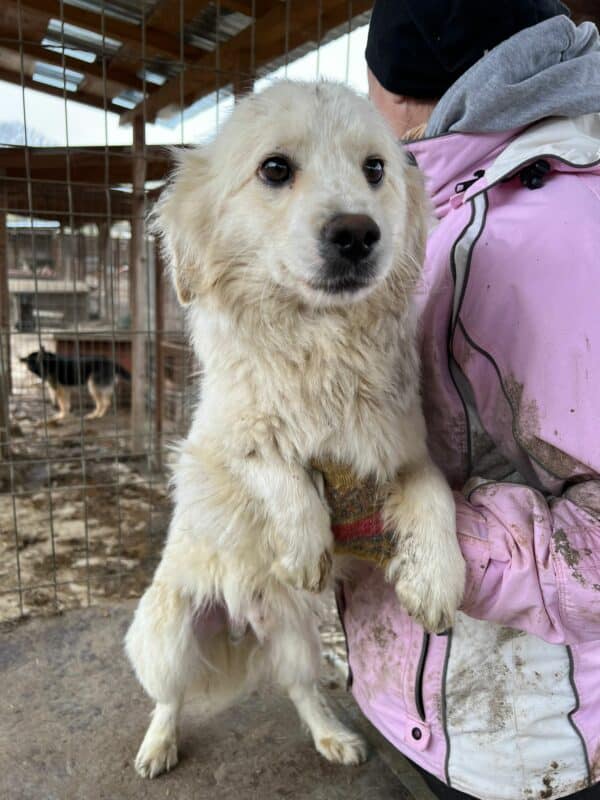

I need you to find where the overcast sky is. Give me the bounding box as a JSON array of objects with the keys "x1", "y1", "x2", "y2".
[{"x1": 0, "y1": 24, "x2": 369, "y2": 149}]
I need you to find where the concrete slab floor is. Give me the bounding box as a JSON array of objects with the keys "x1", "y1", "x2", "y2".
[{"x1": 1, "y1": 604, "x2": 436, "y2": 800}]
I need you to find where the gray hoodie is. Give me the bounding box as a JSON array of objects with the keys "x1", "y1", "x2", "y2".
[{"x1": 426, "y1": 15, "x2": 600, "y2": 137}]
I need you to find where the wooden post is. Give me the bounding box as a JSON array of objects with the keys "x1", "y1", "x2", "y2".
[
  {"x1": 128, "y1": 224, "x2": 135, "y2": 324},
  {"x1": 76, "y1": 228, "x2": 83, "y2": 282},
  {"x1": 130, "y1": 117, "x2": 148, "y2": 453},
  {"x1": 98, "y1": 222, "x2": 109, "y2": 321},
  {"x1": 51, "y1": 226, "x2": 62, "y2": 275},
  {"x1": 7, "y1": 226, "x2": 15, "y2": 271},
  {"x1": 64, "y1": 228, "x2": 74, "y2": 282},
  {"x1": 0, "y1": 193, "x2": 10, "y2": 459},
  {"x1": 154, "y1": 237, "x2": 164, "y2": 471},
  {"x1": 114, "y1": 236, "x2": 121, "y2": 320},
  {"x1": 81, "y1": 228, "x2": 87, "y2": 283},
  {"x1": 55, "y1": 227, "x2": 64, "y2": 279}
]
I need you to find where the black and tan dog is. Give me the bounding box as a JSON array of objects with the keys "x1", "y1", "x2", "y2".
[{"x1": 20, "y1": 347, "x2": 130, "y2": 421}]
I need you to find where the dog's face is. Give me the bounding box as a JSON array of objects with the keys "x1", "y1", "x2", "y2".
[
  {"x1": 20, "y1": 350, "x2": 45, "y2": 377},
  {"x1": 156, "y1": 81, "x2": 427, "y2": 310}
]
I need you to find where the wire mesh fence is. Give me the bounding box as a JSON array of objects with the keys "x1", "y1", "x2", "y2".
[{"x1": 0, "y1": 0, "x2": 372, "y2": 621}]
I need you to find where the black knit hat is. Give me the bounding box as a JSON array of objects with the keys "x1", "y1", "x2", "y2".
[{"x1": 366, "y1": 0, "x2": 571, "y2": 99}]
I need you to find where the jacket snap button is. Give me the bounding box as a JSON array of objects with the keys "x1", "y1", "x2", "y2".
[{"x1": 411, "y1": 727, "x2": 422, "y2": 740}]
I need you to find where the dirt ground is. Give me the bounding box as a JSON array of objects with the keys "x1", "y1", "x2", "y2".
[
  {"x1": 1, "y1": 333, "x2": 172, "y2": 621},
  {"x1": 0, "y1": 413, "x2": 171, "y2": 620},
  {"x1": 0, "y1": 436, "x2": 349, "y2": 666},
  {"x1": 1, "y1": 604, "x2": 435, "y2": 800}
]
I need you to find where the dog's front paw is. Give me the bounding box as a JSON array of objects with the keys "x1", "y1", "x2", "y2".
[
  {"x1": 272, "y1": 548, "x2": 332, "y2": 593},
  {"x1": 384, "y1": 461, "x2": 466, "y2": 632},
  {"x1": 388, "y1": 536, "x2": 465, "y2": 633},
  {"x1": 392, "y1": 572, "x2": 459, "y2": 633},
  {"x1": 316, "y1": 730, "x2": 368, "y2": 765},
  {"x1": 135, "y1": 736, "x2": 178, "y2": 779}
]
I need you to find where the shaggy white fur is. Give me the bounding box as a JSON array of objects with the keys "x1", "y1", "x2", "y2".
[{"x1": 126, "y1": 80, "x2": 465, "y2": 779}]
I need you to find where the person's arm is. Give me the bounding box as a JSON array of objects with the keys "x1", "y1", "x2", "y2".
[
  {"x1": 443, "y1": 163, "x2": 600, "y2": 645},
  {"x1": 455, "y1": 481, "x2": 600, "y2": 644}
]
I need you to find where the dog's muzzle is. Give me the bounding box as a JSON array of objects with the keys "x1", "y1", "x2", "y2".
[{"x1": 316, "y1": 213, "x2": 381, "y2": 294}]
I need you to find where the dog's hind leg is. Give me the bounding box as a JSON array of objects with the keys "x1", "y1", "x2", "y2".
[
  {"x1": 88, "y1": 378, "x2": 113, "y2": 419},
  {"x1": 134, "y1": 700, "x2": 181, "y2": 779},
  {"x1": 45, "y1": 384, "x2": 70, "y2": 423},
  {"x1": 46, "y1": 383, "x2": 58, "y2": 408},
  {"x1": 126, "y1": 581, "x2": 198, "y2": 778},
  {"x1": 85, "y1": 376, "x2": 102, "y2": 419},
  {"x1": 269, "y1": 605, "x2": 367, "y2": 766},
  {"x1": 127, "y1": 582, "x2": 261, "y2": 778},
  {"x1": 96, "y1": 385, "x2": 113, "y2": 418}
]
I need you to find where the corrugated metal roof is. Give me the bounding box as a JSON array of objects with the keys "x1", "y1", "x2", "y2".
[
  {"x1": 62, "y1": 0, "x2": 159, "y2": 25},
  {"x1": 42, "y1": 1, "x2": 255, "y2": 92},
  {"x1": 15, "y1": 0, "x2": 372, "y2": 116},
  {"x1": 111, "y1": 88, "x2": 145, "y2": 108},
  {"x1": 184, "y1": 4, "x2": 253, "y2": 52},
  {"x1": 44, "y1": 19, "x2": 123, "y2": 59},
  {"x1": 32, "y1": 61, "x2": 86, "y2": 92}
]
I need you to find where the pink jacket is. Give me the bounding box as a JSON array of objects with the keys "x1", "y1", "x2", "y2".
[{"x1": 341, "y1": 115, "x2": 600, "y2": 800}]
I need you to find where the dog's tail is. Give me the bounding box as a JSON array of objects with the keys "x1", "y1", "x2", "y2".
[{"x1": 114, "y1": 364, "x2": 131, "y2": 381}]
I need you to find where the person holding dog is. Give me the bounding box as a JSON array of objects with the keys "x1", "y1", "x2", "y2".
[{"x1": 339, "y1": 2, "x2": 600, "y2": 798}]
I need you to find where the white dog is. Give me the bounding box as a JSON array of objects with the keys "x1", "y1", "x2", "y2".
[{"x1": 126, "y1": 81, "x2": 465, "y2": 779}]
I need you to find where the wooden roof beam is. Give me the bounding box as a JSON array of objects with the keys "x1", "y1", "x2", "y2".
[
  {"x1": 119, "y1": 0, "x2": 371, "y2": 125},
  {"x1": 12, "y1": 0, "x2": 199, "y2": 60},
  {"x1": 0, "y1": 144, "x2": 169, "y2": 161},
  {"x1": 0, "y1": 166, "x2": 169, "y2": 185},
  {"x1": 219, "y1": 0, "x2": 276, "y2": 16},
  {"x1": 0, "y1": 37, "x2": 145, "y2": 93},
  {"x1": 568, "y1": 0, "x2": 600, "y2": 25},
  {"x1": 1, "y1": 168, "x2": 168, "y2": 185},
  {"x1": 146, "y1": 0, "x2": 212, "y2": 35},
  {"x1": 119, "y1": 1, "x2": 295, "y2": 124}
]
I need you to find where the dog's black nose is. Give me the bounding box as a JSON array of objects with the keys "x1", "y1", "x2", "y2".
[{"x1": 322, "y1": 214, "x2": 380, "y2": 263}]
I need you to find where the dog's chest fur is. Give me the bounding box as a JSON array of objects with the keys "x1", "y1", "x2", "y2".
[{"x1": 195, "y1": 297, "x2": 421, "y2": 480}]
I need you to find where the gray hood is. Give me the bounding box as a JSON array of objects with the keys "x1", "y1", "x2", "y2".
[{"x1": 426, "y1": 15, "x2": 600, "y2": 137}]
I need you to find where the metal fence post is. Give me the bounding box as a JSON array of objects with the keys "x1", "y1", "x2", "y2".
[{"x1": 0, "y1": 189, "x2": 10, "y2": 460}]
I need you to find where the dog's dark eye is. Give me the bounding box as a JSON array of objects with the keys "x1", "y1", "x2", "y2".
[
  {"x1": 258, "y1": 156, "x2": 293, "y2": 186},
  {"x1": 363, "y1": 157, "x2": 384, "y2": 186}
]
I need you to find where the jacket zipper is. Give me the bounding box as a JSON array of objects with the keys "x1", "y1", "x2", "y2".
[
  {"x1": 414, "y1": 631, "x2": 430, "y2": 720},
  {"x1": 334, "y1": 581, "x2": 353, "y2": 689},
  {"x1": 454, "y1": 169, "x2": 485, "y2": 194}
]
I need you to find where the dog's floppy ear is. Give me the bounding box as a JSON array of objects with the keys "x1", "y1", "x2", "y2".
[
  {"x1": 402, "y1": 156, "x2": 430, "y2": 275},
  {"x1": 153, "y1": 146, "x2": 215, "y2": 306}
]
